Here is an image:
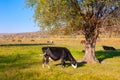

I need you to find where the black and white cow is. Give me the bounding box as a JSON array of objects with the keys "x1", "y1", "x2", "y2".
[
  {"x1": 42, "y1": 47, "x2": 77, "y2": 68},
  {"x1": 102, "y1": 46, "x2": 116, "y2": 51}
]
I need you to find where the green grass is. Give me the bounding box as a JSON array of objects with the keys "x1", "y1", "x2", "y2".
[{"x1": 0, "y1": 43, "x2": 120, "y2": 80}]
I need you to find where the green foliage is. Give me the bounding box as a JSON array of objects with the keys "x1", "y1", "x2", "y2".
[{"x1": 25, "y1": 0, "x2": 120, "y2": 33}]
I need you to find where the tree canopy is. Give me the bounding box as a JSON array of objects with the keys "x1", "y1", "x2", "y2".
[
  {"x1": 25, "y1": 0, "x2": 120, "y2": 33},
  {"x1": 25, "y1": 0, "x2": 120, "y2": 63}
]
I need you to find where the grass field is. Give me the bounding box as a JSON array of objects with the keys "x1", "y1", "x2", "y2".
[{"x1": 0, "y1": 38, "x2": 120, "y2": 80}]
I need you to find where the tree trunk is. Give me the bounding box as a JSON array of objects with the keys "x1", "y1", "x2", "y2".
[
  {"x1": 81, "y1": 17, "x2": 101, "y2": 63},
  {"x1": 82, "y1": 37, "x2": 99, "y2": 63}
]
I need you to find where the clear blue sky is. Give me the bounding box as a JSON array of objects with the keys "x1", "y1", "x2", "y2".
[{"x1": 0, "y1": 0, "x2": 40, "y2": 33}]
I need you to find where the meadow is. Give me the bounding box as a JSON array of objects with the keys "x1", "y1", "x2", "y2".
[{"x1": 0, "y1": 37, "x2": 120, "y2": 80}]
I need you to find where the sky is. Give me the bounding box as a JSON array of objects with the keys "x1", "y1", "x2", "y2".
[{"x1": 0, "y1": 0, "x2": 40, "y2": 33}]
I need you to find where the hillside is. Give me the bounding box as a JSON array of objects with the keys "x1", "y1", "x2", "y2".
[{"x1": 0, "y1": 31, "x2": 49, "y2": 40}]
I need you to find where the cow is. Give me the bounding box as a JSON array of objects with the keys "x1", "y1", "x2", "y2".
[
  {"x1": 47, "y1": 40, "x2": 54, "y2": 44},
  {"x1": 12, "y1": 40, "x2": 15, "y2": 42},
  {"x1": 31, "y1": 39, "x2": 35, "y2": 42},
  {"x1": 42, "y1": 47, "x2": 77, "y2": 68},
  {"x1": 80, "y1": 40, "x2": 85, "y2": 45},
  {"x1": 102, "y1": 46, "x2": 116, "y2": 51},
  {"x1": 18, "y1": 40, "x2": 22, "y2": 42}
]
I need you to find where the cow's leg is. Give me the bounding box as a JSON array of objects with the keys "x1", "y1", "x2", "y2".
[
  {"x1": 61, "y1": 50, "x2": 66, "y2": 68},
  {"x1": 42, "y1": 55, "x2": 50, "y2": 68},
  {"x1": 42, "y1": 52, "x2": 50, "y2": 68},
  {"x1": 61, "y1": 59, "x2": 65, "y2": 68},
  {"x1": 42, "y1": 58, "x2": 45, "y2": 68},
  {"x1": 42, "y1": 52, "x2": 47, "y2": 68},
  {"x1": 45, "y1": 56, "x2": 50, "y2": 69}
]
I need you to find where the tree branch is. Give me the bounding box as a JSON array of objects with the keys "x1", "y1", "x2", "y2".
[{"x1": 70, "y1": 0, "x2": 85, "y2": 16}]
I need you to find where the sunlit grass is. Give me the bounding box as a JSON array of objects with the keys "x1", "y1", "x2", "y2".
[{"x1": 0, "y1": 38, "x2": 120, "y2": 80}]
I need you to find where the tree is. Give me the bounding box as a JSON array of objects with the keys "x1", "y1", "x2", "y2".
[{"x1": 25, "y1": 0, "x2": 120, "y2": 63}]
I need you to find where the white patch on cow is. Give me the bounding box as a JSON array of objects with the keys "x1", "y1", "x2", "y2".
[
  {"x1": 71, "y1": 64, "x2": 77, "y2": 68},
  {"x1": 49, "y1": 57, "x2": 53, "y2": 61}
]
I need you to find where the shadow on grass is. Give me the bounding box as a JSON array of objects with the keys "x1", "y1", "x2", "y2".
[
  {"x1": 96, "y1": 49, "x2": 120, "y2": 63},
  {"x1": 0, "y1": 43, "x2": 54, "y2": 46},
  {"x1": 55, "y1": 61, "x2": 86, "y2": 68},
  {"x1": 77, "y1": 62, "x2": 86, "y2": 67},
  {"x1": 55, "y1": 63, "x2": 71, "y2": 68},
  {"x1": 0, "y1": 53, "x2": 41, "y2": 70}
]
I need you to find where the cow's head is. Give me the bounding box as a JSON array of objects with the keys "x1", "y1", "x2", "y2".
[{"x1": 71, "y1": 60, "x2": 77, "y2": 68}]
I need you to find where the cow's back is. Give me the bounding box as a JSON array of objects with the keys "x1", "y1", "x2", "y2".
[{"x1": 42, "y1": 47, "x2": 66, "y2": 60}]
